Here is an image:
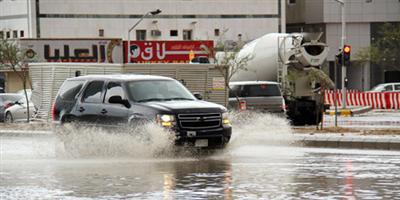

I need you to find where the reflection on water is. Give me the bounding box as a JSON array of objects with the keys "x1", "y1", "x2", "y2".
[
  {"x1": 1, "y1": 112, "x2": 400, "y2": 199},
  {"x1": 2, "y1": 147, "x2": 400, "y2": 199}
]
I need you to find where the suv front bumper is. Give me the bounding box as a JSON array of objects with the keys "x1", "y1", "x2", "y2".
[{"x1": 174, "y1": 125, "x2": 232, "y2": 149}]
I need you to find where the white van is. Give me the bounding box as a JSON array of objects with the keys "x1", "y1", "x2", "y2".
[
  {"x1": 228, "y1": 81, "x2": 286, "y2": 114},
  {"x1": 369, "y1": 82, "x2": 400, "y2": 92}
]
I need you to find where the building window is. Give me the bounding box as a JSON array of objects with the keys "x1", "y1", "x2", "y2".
[
  {"x1": 214, "y1": 29, "x2": 220, "y2": 37},
  {"x1": 13, "y1": 30, "x2": 18, "y2": 38},
  {"x1": 288, "y1": 0, "x2": 296, "y2": 4},
  {"x1": 99, "y1": 29, "x2": 104, "y2": 37},
  {"x1": 0, "y1": 31, "x2": 3, "y2": 39},
  {"x1": 170, "y1": 30, "x2": 178, "y2": 37},
  {"x1": 183, "y1": 30, "x2": 192, "y2": 40},
  {"x1": 20, "y1": 30, "x2": 24, "y2": 38},
  {"x1": 6, "y1": 31, "x2": 10, "y2": 38},
  {"x1": 136, "y1": 30, "x2": 146, "y2": 41}
]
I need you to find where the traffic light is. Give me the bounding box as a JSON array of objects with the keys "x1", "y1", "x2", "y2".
[
  {"x1": 336, "y1": 45, "x2": 351, "y2": 66},
  {"x1": 336, "y1": 50, "x2": 343, "y2": 66},
  {"x1": 343, "y1": 44, "x2": 351, "y2": 66}
]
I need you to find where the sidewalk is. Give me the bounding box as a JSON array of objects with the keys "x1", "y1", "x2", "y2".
[
  {"x1": 292, "y1": 126, "x2": 400, "y2": 150},
  {"x1": 1, "y1": 123, "x2": 400, "y2": 151}
]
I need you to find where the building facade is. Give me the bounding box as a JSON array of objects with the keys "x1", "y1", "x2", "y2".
[
  {"x1": 286, "y1": 0, "x2": 400, "y2": 91},
  {"x1": 0, "y1": 0, "x2": 286, "y2": 92},
  {"x1": 1, "y1": 0, "x2": 286, "y2": 42}
]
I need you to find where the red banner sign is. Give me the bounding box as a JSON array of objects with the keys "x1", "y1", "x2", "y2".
[{"x1": 124, "y1": 40, "x2": 213, "y2": 63}]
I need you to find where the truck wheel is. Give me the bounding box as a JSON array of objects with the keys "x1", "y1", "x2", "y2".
[{"x1": 5, "y1": 112, "x2": 13, "y2": 123}]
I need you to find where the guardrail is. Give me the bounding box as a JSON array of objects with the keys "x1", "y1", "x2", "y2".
[{"x1": 324, "y1": 90, "x2": 400, "y2": 109}]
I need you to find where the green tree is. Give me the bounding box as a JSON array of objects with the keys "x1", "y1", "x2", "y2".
[
  {"x1": 356, "y1": 23, "x2": 400, "y2": 71},
  {"x1": 0, "y1": 38, "x2": 32, "y2": 122},
  {"x1": 214, "y1": 31, "x2": 252, "y2": 105}
]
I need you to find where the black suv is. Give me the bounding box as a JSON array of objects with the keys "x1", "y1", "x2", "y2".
[{"x1": 52, "y1": 74, "x2": 232, "y2": 148}]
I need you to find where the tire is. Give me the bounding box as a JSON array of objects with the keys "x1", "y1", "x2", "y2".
[{"x1": 5, "y1": 112, "x2": 13, "y2": 123}]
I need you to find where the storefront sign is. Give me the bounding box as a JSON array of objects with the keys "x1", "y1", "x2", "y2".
[
  {"x1": 124, "y1": 40, "x2": 213, "y2": 63},
  {"x1": 19, "y1": 39, "x2": 123, "y2": 63}
]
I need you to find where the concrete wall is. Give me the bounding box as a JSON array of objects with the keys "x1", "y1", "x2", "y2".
[
  {"x1": 325, "y1": 23, "x2": 370, "y2": 61},
  {"x1": 39, "y1": 18, "x2": 279, "y2": 42},
  {"x1": 0, "y1": 0, "x2": 30, "y2": 39},
  {"x1": 324, "y1": 0, "x2": 400, "y2": 23}
]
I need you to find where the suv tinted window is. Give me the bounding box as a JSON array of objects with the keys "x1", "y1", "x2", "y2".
[
  {"x1": 241, "y1": 84, "x2": 281, "y2": 97},
  {"x1": 58, "y1": 80, "x2": 85, "y2": 101},
  {"x1": 82, "y1": 81, "x2": 104, "y2": 103},
  {"x1": 105, "y1": 82, "x2": 126, "y2": 103}
]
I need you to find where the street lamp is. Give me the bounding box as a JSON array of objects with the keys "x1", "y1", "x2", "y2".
[
  {"x1": 333, "y1": 0, "x2": 346, "y2": 109},
  {"x1": 127, "y1": 9, "x2": 162, "y2": 63}
]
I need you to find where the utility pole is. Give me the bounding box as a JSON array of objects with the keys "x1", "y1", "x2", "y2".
[
  {"x1": 127, "y1": 9, "x2": 161, "y2": 63},
  {"x1": 333, "y1": 0, "x2": 347, "y2": 109}
]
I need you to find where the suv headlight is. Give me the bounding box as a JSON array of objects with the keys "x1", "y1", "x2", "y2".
[
  {"x1": 156, "y1": 114, "x2": 176, "y2": 128},
  {"x1": 222, "y1": 112, "x2": 230, "y2": 125}
]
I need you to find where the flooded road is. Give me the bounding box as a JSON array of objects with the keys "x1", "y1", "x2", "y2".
[{"x1": 1, "y1": 113, "x2": 400, "y2": 199}]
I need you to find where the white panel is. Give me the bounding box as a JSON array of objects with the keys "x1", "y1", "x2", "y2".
[
  {"x1": 39, "y1": 0, "x2": 278, "y2": 15},
  {"x1": 39, "y1": 18, "x2": 279, "y2": 41}
]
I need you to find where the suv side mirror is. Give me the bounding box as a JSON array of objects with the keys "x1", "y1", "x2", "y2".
[
  {"x1": 109, "y1": 95, "x2": 131, "y2": 108},
  {"x1": 193, "y1": 92, "x2": 203, "y2": 100}
]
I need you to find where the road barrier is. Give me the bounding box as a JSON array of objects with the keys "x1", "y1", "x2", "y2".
[{"x1": 324, "y1": 90, "x2": 400, "y2": 109}]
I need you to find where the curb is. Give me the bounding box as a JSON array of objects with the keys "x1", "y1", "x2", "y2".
[
  {"x1": 325, "y1": 109, "x2": 352, "y2": 116},
  {"x1": 325, "y1": 106, "x2": 373, "y2": 117},
  {"x1": 2, "y1": 129, "x2": 400, "y2": 151},
  {"x1": 293, "y1": 134, "x2": 400, "y2": 150}
]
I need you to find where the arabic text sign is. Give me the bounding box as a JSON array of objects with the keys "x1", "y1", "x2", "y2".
[
  {"x1": 124, "y1": 41, "x2": 214, "y2": 63},
  {"x1": 19, "y1": 39, "x2": 122, "y2": 63}
]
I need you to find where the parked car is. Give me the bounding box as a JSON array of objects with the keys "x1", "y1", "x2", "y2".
[
  {"x1": 229, "y1": 81, "x2": 286, "y2": 114},
  {"x1": 369, "y1": 82, "x2": 400, "y2": 92},
  {"x1": 4, "y1": 90, "x2": 36, "y2": 123},
  {"x1": 52, "y1": 74, "x2": 232, "y2": 149},
  {"x1": 0, "y1": 93, "x2": 23, "y2": 122}
]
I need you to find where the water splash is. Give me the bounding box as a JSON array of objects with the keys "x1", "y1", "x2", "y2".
[
  {"x1": 227, "y1": 111, "x2": 294, "y2": 149},
  {"x1": 55, "y1": 122, "x2": 176, "y2": 158}
]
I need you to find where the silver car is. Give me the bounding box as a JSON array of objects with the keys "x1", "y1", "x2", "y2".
[
  {"x1": 0, "y1": 93, "x2": 23, "y2": 122},
  {"x1": 4, "y1": 90, "x2": 36, "y2": 123},
  {"x1": 228, "y1": 81, "x2": 286, "y2": 114}
]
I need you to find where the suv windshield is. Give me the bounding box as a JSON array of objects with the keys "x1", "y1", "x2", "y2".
[{"x1": 126, "y1": 80, "x2": 195, "y2": 102}]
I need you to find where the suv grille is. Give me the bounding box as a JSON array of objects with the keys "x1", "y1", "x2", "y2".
[{"x1": 178, "y1": 113, "x2": 221, "y2": 130}]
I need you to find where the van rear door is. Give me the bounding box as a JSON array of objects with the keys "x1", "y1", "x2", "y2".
[{"x1": 240, "y1": 84, "x2": 284, "y2": 113}]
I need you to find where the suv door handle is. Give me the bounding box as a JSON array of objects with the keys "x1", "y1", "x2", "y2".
[
  {"x1": 78, "y1": 107, "x2": 85, "y2": 112},
  {"x1": 101, "y1": 109, "x2": 108, "y2": 114}
]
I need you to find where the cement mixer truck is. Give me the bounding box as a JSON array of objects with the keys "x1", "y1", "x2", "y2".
[{"x1": 231, "y1": 33, "x2": 331, "y2": 125}]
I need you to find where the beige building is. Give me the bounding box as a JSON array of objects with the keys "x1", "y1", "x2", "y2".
[{"x1": 1, "y1": 0, "x2": 286, "y2": 92}]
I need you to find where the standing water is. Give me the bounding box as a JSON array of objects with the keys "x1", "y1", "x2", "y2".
[{"x1": 1, "y1": 112, "x2": 400, "y2": 199}]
